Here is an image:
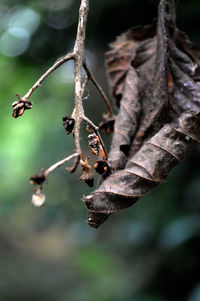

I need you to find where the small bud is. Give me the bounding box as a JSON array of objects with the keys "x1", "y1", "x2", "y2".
[
  {"x1": 86, "y1": 125, "x2": 93, "y2": 133},
  {"x1": 62, "y1": 116, "x2": 75, "y2": 134},
  {"x1": 94, "y1": 159, "x2": 111, "y2": 178},
  {"x1": 88, "y1": 134, "x2": 100, "y2": 155},
  {"x1": 99, "y1": 115, "x2": 115, "y2": 134},
  {"x1": 32, "y1": 192, "x2": 46, "y2": 207},
  {"x1": 30, "y1": 172, "x2": 46, "y2": 185}
]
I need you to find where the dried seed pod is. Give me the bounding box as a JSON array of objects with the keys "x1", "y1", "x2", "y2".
[
  {"x1": 12, "y1": 107, "x2": 25, "y2": 118},
  {"x1": 62, "y1": 116, "x2": 75, "y2": 134},
  {"x1": 24, "y1": 101, "x2": 33, "y2": 110},
  {"x1": 88, "y1": 133, "x2": 100, "y2": 155},
  {"x1": 12, "y1": 98, "x2": 32, "y2": 118}
]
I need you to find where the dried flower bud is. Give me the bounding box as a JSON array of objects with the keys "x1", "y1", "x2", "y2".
[
  {"x1": 99, "y1": 116, "x2": 115, "y2": 134},
  {"x1": 94, "y1": 159, "x2": 111, "y2": 177},
  {"x1": 30, "y1": 172, "x2": 46, "y2": 185},
  {"x1": 88, "y1": 134, "x2": 100, "y2": 155},
  {"x1": 62, "y1": 116, "x2": 75, "y2": 134},
  {"x1": 12, "y1": 107, "x2": 25, "y2": 118},
  {"x1": 86, "y1": 125, "x2": 93, "y2": 133},
  {"x1": 80, "y1": 157, "x2": 94, "y2": 187},
  {"x1": 12, "y1": 96, "x2": 32, "y2": 118}
]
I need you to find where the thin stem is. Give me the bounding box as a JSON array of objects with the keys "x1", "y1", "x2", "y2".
[
  {"x1": 67, "y1": 154, "x2": 80, "y2": 174},
  {"x1": 83, "y1": 62, "x2": 113, "y2": 116},
  {"x1": 23, "y1": 53, "x2": 75, "y2": 100},
  {"x1": 82, "y1": 116, "x2": 107, "y2": 160},
  {"x1": 44, "y1": 153, "x2": 78, "y2": 177},
  {"x1": 95, "y1": 129, "x2": 107, "y2": 160},
  {"x1": 82, "y1": 116, "x2": 99, "y2": 131}
]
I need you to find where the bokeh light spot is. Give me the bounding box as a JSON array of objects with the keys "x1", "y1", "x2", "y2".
[
  {"x1": 0, "y1": 27, "x2": 30, "y2": 57},
  {"x1": 8, "y1": 7, "x2": 40, "y2": 34}
]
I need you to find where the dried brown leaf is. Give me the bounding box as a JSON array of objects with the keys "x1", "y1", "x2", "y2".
[
  {"x1": 84, "y1": 113, "x2": 200, "y2": 227},
  {"x1": 84, "y1": 0, "x2": 200, "y2": 228}
]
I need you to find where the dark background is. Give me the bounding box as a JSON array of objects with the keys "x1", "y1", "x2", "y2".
[{"x1": 0, "y1": 0, "x2": 200, "y2": 300}]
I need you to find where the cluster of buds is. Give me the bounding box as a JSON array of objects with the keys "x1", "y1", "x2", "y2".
[
  {"x1": 12, "y1": 94, "x2": 32, "y2": 118},
  {"x1": 88, "y1": 133, "x2": 107, "y2": 159},
  {"x1": 88, "y1": 133, "x2": 100, "y2": 155},
  {"x1": 87, "y1": 133, "x2": 111, "y2": 180}
]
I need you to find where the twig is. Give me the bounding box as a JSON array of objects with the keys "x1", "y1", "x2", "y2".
[
  {"x1": 13, "y1": 0, "x2": 111, "y2": 191},
  {"x1": 83, "y1": 62, "x2": 113, "y2": 117},
  {"x1": 67, "y1": 154, "x2": 81, "y2": 174},
  {"x1": 44, "y1": 153, "x2": 78, "y2": 177},
  {"x1": 22, "y1": 53, "x2": 75, "y2": 101}
]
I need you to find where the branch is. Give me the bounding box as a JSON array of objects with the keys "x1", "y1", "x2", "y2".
[
  {"x1": 12, "y1": 0, "x2": 113, "y2": 208},
  {"x1": 83, "y1": 62, "x2": 113, "y2": 117},
  {"x1": 30, "y1": 153, "x2": 79, "y2": 186},
  {"x1": 44, "y1": 153, "x2": 79, "y2": 177},
  {"x1": 30, "y1": 153, "x2": 79, "y2": 207},
  {"x1": 24, "y1": 53, "x2": 75, "y2": 101}
]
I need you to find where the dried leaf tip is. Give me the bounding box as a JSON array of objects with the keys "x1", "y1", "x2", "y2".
[{"x1": 86, "y1": 211, "x2": 111, "y2": 228}]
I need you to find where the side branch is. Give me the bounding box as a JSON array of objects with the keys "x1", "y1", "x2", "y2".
[
  {"x1": 83, "y1": 62, "x2": 113, "y2": 117},
  {"x1": 23, "y1": 53, "x2": 75, "y2": 101},
  {"x1": 12, "y1": 0, "x2": 113, "y2": 207},
  {"x1": 44, "y1": 153, "x2": 79, "y2": 177}
]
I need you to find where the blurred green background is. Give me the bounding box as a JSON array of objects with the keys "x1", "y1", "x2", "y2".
[{"x1": 0, "y1": 0, "x2": 200, "y2": 300}]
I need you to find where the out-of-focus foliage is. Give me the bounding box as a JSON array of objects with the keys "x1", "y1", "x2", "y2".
[{"x1": 0, "y1": 0, "x2": 200, "y2": 300}]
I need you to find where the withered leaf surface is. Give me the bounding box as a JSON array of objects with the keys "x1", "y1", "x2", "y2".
[
  {"x1": 106, "y1": 25, "x2": 157, "y2": 170},
  {"x1": 84, "y1": 0, "x2": 200, "y2": 228},
  {"x1": 105, "y1": 24, "x2": 156, "y2": 108},
  {"x1": 85, "y1": 113, "x2": 200, "y2": 227},
  {"x1": 108, "y1": 67, "x2": 140, "y2": 170}
]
